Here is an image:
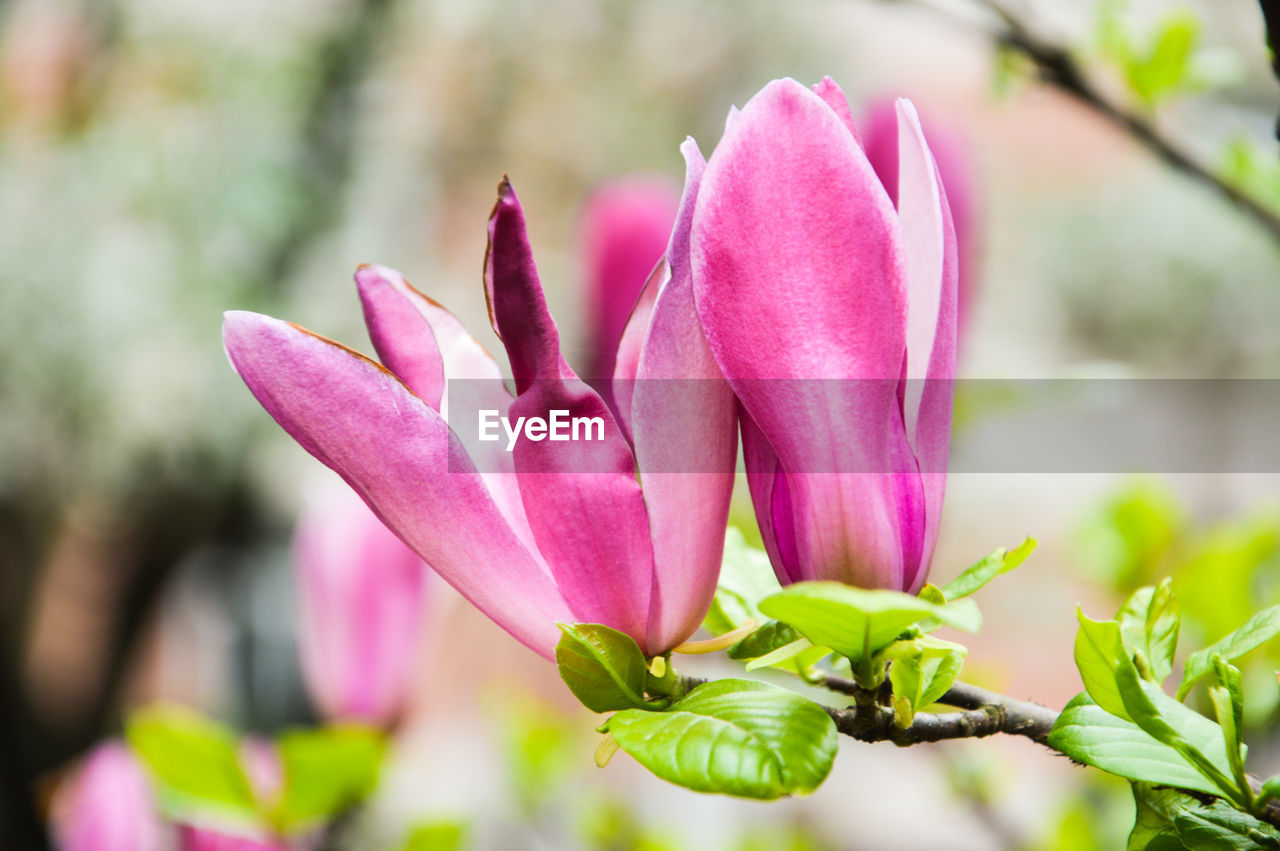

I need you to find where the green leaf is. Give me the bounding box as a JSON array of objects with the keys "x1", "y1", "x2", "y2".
[
  {"x1": 1074, "y1": 609, "x2": 1135, "y2": 720},
  {"x1": 758, "y1": 582, "x2": 980, "y2": 672},
  {"x1": 1209, "y1": 655, "x2": 1248, "y2": 798},
  {"x1": 272, "y1": 725, "x2": 386, "y2": 833},
  {"x1": 888, "y1": 639, "x2": 966, "y2": 725},
  {"x1": 1258, "y1": 775, "x2": 1280, "y2": 811},
  {"x1": 555, "y1": 623, "x2": 656, "y2": 713},
  {"x1": 703, "y1": 528, "x2": 781, "y2": 635},
  {"x1": 727, "y1": 620, "x2": 803, "y2": 661},
  {"x1": 1128, "y1": 782, "x2": 1192, "y2": 851},
  {"x1": 1117, "y1": 580, "x2": 1179, "y2": 683},
  {"x1": 743, "y1": 638, "x2": 815, "y2": 672},
  {"x1": 402, "y1": 820, "x2": 467, "y2": 851},
  {"x1": 1128, "y1": 12, "x2": 1199, "y2": 106},
  {"x1": 1129, "y1": 783, "x2": 1280, "y2": 850},
  {"x1": 1047, "y1": 693, "x2": 1236, "y2": 797},
  {"x1": 126, "y1": 705, "x2": 257, "y2": 825},
  {"x1": 1112, "y1": 660, "x2": 1243, "y2": 802},
  {"x1": 940, "y1": 538, "x2": 1037, "y2": 600},
  {"x1": 602, "y1": 679, "x2": 837, "y2": 800},
  {"x1": 1178, "y1": 604, "x2": 1280, "y2": 700}
]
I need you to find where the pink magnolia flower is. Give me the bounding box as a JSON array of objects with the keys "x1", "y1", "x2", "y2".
[
  {"x1": 222, "y1": 177, "x2": 736, "y2": 658},
  {"x1": 577, "y1": 176, "x2": 680, "y2": 387},
  {"x1": 690, "y1": 78, "x2": 958, "y2": 593},
  {"x1": 293, "y1": 485, "x2": 426, "y2": 725},
  {"x1": 54, "y1": 742, "x2": 166, "y2": 851},
  {"x1": 861, "y1": 99, "x2": 978, "y2": 332}
]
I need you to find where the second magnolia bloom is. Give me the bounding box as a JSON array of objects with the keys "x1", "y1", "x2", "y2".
[{"x1": 687, "y1": 78, "x2": 958, "y2": 593}]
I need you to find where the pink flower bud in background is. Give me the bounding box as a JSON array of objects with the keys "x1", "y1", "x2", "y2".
[
  {"x1": 861, "y1": 98, "x2": 978, "y2": 334},
  {"x1": 177, "y1": 825, "x2": 288, "y2": 851},
  {"x1": 53, "y1": 742, "x2": 166, "y2": 851},
  {"x1": 293, "y1": 485, "x2": 427, "y2": 725},
  {"x1": 577, "y1": 176, "x2": 680, "y2": 388}
]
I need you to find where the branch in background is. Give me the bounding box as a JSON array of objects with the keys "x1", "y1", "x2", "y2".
[
  {"x1": 1260, "y1": 0, "x2": 1280, "y2": 83},
  {"x1": 1260, "y1": 0, "x2": 1280, "y2": 138},
  {"x1": 263, "y1": 0, "x2": 396, "y2": 289},
  {"x1": 940, "y1": 0, "x2": 1280, "y2": 242}
]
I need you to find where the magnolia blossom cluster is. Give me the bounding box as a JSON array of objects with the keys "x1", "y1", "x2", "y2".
[
  {"x1": 221, "y1": 76, "x2": 967, "y2": 662},
  {"x1": 56, "y1": 75, "x2": 972, "y2": 850}
]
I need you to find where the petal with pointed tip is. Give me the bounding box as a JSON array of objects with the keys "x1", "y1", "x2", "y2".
[
  {"x1": 484, "y1": 184, "x2": 656, "y2": 647},
  {"x1": 812, "y1": 76, "x2": 861, "y2": 144},
  {"x1": 223, "y1": 310, "x2": 569, "y2": 657}
]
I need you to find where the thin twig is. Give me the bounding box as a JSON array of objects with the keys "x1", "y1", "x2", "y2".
[{"x1": 923, "y1": 0, "x2": 1280, "y2": 242}]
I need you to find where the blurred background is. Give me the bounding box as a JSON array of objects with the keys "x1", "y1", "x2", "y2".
[{"x1": 4, "y1": 0, "x2": 1280, "y2": 848}]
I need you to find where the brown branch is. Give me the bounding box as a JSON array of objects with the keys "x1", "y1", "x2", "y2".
[
  {"x1": 934, "y1": 0, "x2": 1280, "y2": 242},
  {"x1": 820, "y1": 680, "x2": 1057, "y2": 745}
]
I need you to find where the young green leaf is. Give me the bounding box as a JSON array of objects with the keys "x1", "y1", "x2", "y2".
[
  {"x1": 888, "y1": 639, "x2": 966, "y2": 726},
  {"x1": 1209, "y1": 655, "x2": 1249, "y2": 804},
  {"x1": 1257, "y1": 775, "x2": 1280, "y2": 812},
  {"x1": 1127, "y1": 12, "x2": 1199, "y2": 107},
  {"x1": 555, "y1": 623, "x2": 656, "y2": 713},
  {"x1": 1047, "y1": 694, "x2": 1234, "y2": 797},
  {"x1": 126, "y1": 705, "x2": 258, "y2": 825},
  {"x1": 1074, "y1": 609, "x2": 1135, "y2": 720},
  {"x1": 702, "y1": 528, "x2": 782, "y2": 635},
  {"x1": 602, "y1": 679, "x2": 837, "y2": 800},
  {"x1": 272, "y1": 725, "x2": 386, "y2": 833},
  {"x1": 1178, "y1": 604, "x2": 1280, "y2": 700},
  {"x1": 758, "y1": 582, "x2": 980, "y2": 672},
  {"x1": 727, "y1": 620, "x2": 803, "y2": 661},
  {"x1": 401, "y1": 820, "x2": 466, "y2": 851},
  {"x1": 743, "y1": 638, "x2": 816, "y2": 672},
  {"x1": 1117, "y1": 580, "x2": 1180, "y2": 684},
  {"x1": 940, "y1": 538, "x2": 1037, "y2": 600}
]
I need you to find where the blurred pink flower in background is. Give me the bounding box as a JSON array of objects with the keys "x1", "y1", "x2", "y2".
[
  {"x1": 692, "y1": 78, "x2": 958, "y2": 593},
  {"x1": 177, "y1": 825, "x2": 289, "y2": 851},
  {"x1": 223, "y1": 175, "x2": 735, "y2": 659},
  {"x1": 861, "y1": 98, "x2": 978, "y2": 332},
  {"x1": 53, "y1": 741, "x2": 166, "y2": 851},
  {"x1": 294, "y1": 485, "x2": 427, "y2": 725},
  {"x1": 577, "y1": 176, "x2": 680, "y2": 391}
]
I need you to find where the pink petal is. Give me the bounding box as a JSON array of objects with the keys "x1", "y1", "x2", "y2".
[
  {"x1": 56, "y1": 743, "x2": 166, "y2": 851},
  {"x1": 223, "y1": 311, "x2": 570, "y2": 658},
  {"x1": 628, "y1": 138, "x2": 737, "y2": 651},
  {"x1": 483, "y1": 183, "x2": 656, "y2": 648},
  {"x1": 294, "y1": 485, "x2": 427, "y2": 724},
  {"x1": 354, "y1": 264, "x2": 533, "y2": 547},
  {"x1": 355, "y1": 264, "x2": 445, "y2": 407},
  {"x1": 811, "y1": 76, "x2": 862, "y2": 145},
  {"x1": 894, "y1": 99, "x2": 959, "y2": 592},
  {"x1": 739, "y1": 406, "x2": 799, "y2": 585},
  {"x1": 691, "y1": 77, "x2": 917, "y2": 589},
  {"x1": 610, "y1": 258, "x2": 667, "y2": 442},
  {"x1": 862, "y1": 98, "x2": 978, "y2": 333}
]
